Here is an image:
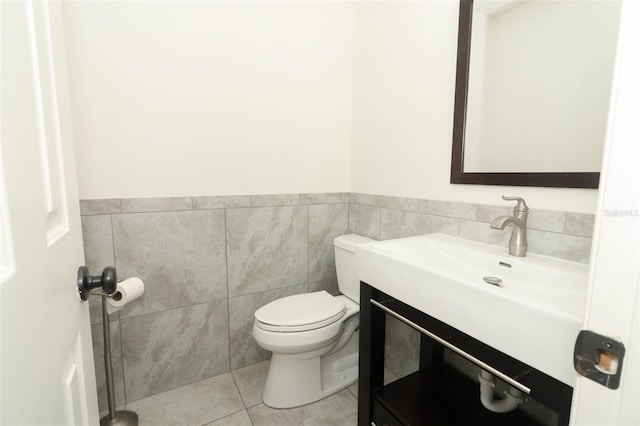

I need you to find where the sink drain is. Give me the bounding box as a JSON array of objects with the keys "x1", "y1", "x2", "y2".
[{"x1": 483, "y1": 276, "x2": 502, "y2": 287}]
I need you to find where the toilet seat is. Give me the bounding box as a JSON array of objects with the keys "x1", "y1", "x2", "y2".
[{"x1": 254, "y1": 291, "x2": 346, "y2": 333}]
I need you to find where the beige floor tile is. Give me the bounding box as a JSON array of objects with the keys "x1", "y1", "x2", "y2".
[
  {"x1": 203, "y1": 410, "x2": 253, "y2": 426},
  {"x1": 231, "y1": 359, "x2": 270, "y2": 408},
  {"x1": 248, "y1": 390, "x2": 357, "y2": 426},
  {"x1": 127, "y1": 373, "x2": 244, "y2": 426}
]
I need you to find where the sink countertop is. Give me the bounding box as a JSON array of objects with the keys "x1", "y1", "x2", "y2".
[{"x1": 355, "y1": 233, "x2": 590, "y2": 387}]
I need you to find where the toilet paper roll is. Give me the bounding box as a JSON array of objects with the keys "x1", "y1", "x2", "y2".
[{"x1": 106, "y1": 277, "x2": 144, "y2": 315}]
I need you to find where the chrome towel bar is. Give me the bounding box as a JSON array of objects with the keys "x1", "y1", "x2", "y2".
[{"x1": 370, "y1": 299, "x2": 532, "y2": 395}]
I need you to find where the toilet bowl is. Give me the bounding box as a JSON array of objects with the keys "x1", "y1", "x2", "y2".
[{"x1": 252, "y1": 234, "x2": 373, "y2": 408}]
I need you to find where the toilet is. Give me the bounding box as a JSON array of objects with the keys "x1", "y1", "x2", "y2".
[{"x1": 252, "y1": 233, "x2": 374, "y2": 408}]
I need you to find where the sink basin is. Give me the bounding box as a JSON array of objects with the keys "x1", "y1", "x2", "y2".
[{"x1": 355, "y1": 233, "x2": 589, "y2": 386}]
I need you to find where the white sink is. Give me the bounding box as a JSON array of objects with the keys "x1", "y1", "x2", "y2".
[{"x1": 355, "y1": 233, "x2": 589, "y2": 387}]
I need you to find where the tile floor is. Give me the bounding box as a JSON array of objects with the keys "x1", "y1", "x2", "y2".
[{"x1": 117, "y1": 360, "x2": 362, "y2": 426}]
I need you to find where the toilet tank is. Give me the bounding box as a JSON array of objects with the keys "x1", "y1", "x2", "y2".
[{"x1": 334, "y1": 234, "x2": 374, "y2": 302}]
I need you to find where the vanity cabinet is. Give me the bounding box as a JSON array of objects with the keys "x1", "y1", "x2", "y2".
[{"x1": 358, "y1": 283, "x2": 573, "y2": 426}]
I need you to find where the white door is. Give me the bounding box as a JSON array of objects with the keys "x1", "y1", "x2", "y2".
[
  {"x1": 0, "y1": 1, "x2": 99, "y2": 425},
  {"x1": 570, "y1": 0, "x2": 640, "y2": 424}
]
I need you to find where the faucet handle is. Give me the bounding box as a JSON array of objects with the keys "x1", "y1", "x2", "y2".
[{"x1": 502, "y1": 196, "x2": 529, "y2": 212}]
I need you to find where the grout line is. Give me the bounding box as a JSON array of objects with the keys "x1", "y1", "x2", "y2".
[
  {"x1": 228, "y1": 367, "x2": 247, "y2": 409},
  {"x1": 307, "y1": 205, "x2": 310, "y2": 293},
  {"x1": 223, "y1": 207, "x2": 232, "y2": 373},
  {"x1": 245, "y1": 403, "x2": 256, "y2": 426},
  {"x1": 198, "y1": 409, "x2": 250, "y2": 426},
  {"x1": 347, "y1": 385, "x2": 358, "y2": 400},
  {"x1": 377, "y1": 204, "x2": 382, "y2": 241},
  {"x1": 116, "y1": 297, "x2": 227, "y2": 321},
  {"x1": 109, "y1": 214, "x2": 117, "y2": 274}
]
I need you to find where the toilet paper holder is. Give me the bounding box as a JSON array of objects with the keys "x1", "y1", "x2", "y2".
[
  {"x1": 77, "y1": 266, "x2": 117, "y2": 301},
  {"x1": 76, "y1": 265, "x2": 140, "y2": 425}
]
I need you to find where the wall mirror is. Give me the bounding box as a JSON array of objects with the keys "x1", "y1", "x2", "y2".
[{"x1": 450, "y1": 0, "x2": 621, "y2": 189}]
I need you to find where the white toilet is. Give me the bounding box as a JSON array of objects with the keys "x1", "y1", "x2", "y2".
[{"x1": 252, "y1": 233, "x2": 373, "y2": 408}]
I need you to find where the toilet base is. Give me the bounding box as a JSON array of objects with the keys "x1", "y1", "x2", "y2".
[{"x1": 262, "y1": 330, "x2": 359, "y2": 409}]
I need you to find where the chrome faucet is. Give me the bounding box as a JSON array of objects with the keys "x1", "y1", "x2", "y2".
[{"x1": 490, "y1": 196, "x2": 529, "y2": 257}]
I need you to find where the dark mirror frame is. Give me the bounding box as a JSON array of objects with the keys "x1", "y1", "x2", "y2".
[{"x1": 450, "y1": 0, "x2": 600, "y2": 189}]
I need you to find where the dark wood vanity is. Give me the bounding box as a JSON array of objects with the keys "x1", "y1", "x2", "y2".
[{"x1": 358, "y1": 283, "x2": 574, "y2": 426}]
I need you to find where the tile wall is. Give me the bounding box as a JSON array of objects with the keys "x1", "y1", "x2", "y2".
[
  {"x1": 81, "y1": 192, "x2": 595, "y2": 409},
  {"x1": 348, "y1": 193, "x2": 594, "y2": 263},
  {"x1": 81, "y1": 193, "x2": 349, "y2": 410}
]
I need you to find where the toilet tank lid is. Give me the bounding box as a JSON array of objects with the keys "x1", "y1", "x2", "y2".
[{"x1": 333, "y1": 234, "x2": 374, "y2": 253}]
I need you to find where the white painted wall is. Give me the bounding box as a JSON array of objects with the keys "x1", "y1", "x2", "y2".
[
  {"x1": 351, "y1": 0, "x2": 599, "y2": 213},
  {"x1": 65, "y1": 0, "x2": 603, "y2": 214},
  {"x1": 63, "y1": 1, "x2": 353, "y2": 199}
]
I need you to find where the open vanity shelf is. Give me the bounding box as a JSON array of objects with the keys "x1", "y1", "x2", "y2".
[
  {"x1": 374, "y1": 366, "x2": 541, "y2": 425},
  {"x1": 358, "y1": 283, "x2": 574, "y2": 426}
]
